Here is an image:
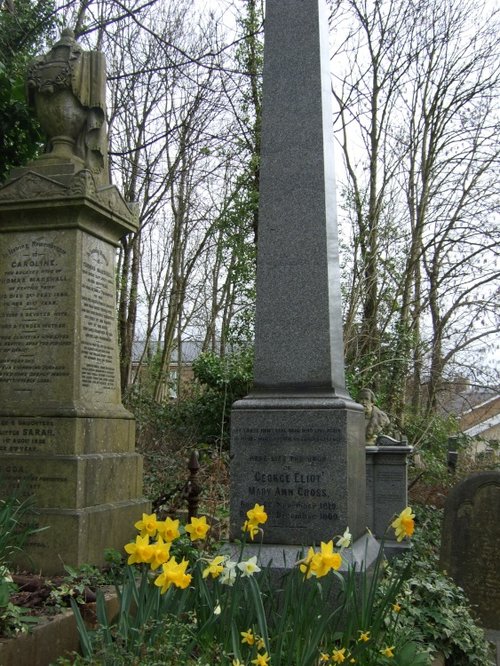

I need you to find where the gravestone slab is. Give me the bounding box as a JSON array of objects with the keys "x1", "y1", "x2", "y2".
[
  {"x1": 440, "y1": 471, "x2": 500, "y2": 630},
  {"x1": 222, "y1": 532, "x2": 380, "y2": 587},
  {"x1": 365, "y1": 444, "x2": 413, "y2": 538}
]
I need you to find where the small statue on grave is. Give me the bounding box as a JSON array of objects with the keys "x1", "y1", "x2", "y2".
[
  {"x1": 358, "y1": 387, "x2": 390, "y2": 445},
  {"x1": 26, "y1": 28, "x2": 108, "y2": 185}
]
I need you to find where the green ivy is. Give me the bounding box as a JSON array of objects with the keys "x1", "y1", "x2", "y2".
[
  {"x1": 383, "y1": 506, "x2": 494, "y2": 665},
  {"x1": 0, "y1": 0, "x2": 58, "y2": 181}
]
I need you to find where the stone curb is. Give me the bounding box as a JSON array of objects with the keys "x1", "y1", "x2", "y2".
[{"x1": 0, "y1": 587, "x2": 119, "y2": 666}]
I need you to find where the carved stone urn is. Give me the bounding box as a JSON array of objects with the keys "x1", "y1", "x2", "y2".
[
  {"x1": 27, "y1": 29, "x2": 87, "y2": 165},
  {"x1": 34, "y1": 89, "x2": 87, "y2": 163}
]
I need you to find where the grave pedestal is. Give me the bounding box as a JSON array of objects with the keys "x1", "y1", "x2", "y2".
[
  {"x1": 0, "y1": 165, "x2": 149, "y2": 574},
  {"x1": 365, "y1": 444, "x2": 412, "y2": 556},
  {"x1": 231, "y1": 394, "x2": 366, "y2": 544}
]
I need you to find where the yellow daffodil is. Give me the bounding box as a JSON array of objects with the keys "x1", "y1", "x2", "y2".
[
  {"x1": 380, "y1": 645, "x2": 395, "y2": 658},
  {"x1": 157, "y1": 516, "x2": 180, "y2": 542},
  {"x1": 251, "y1": 651, "x2": 270, "y2": 666},
  {"x1": 246, "y1": 503, "x2": 268, "y2": 525},
  {"x1": 392, "y1": 602, "x2": 402, "y2": 613},
  {"x1": 202, "y1": 555, "x2": 226, "y2": 579},
  {"x1": 257, "y1": 636, "x2": 266, "y2": 650},
  {"x1": 134, "y1": 512, "x2": 159, "y2": 537},
  {"x1": 336, "y1": 528, "x2": 352, "y2": 548},
  {"x1": 391, "y1": 507, "x2": 415, "y2": 542},
  {"x1": 237, "y1": 555, "x2": 261, "y2": 577},
  {"x1": 243, "y1": 519, "x2": 260, "y2": 540},
  {"x1": 358, "y1": 630, "x2": 370, "y2": 642},
  {"x1": 298, "y1": 546, "x2": 319, "y2": 578},
  {"x1": 148, "y1": 535, "x2": 171, "y2": 571},
  {"x1": 124, "y1": 534, "x2": 152, "y2": 565},
  {"x1": 319, "y1": 652, "x2": 330, "y2": 662},
  {"x1": 315, "y1": 541, "x2": 342, "y2": 577},
  {"x1": 213, "y1": 604, "x2": 221, "y2": 615},
  {"x1": 241, "y1": 628, "x2": 255, "y2": 645},
  {"x1": 331, "y1": 647, "x2": 347, "y2": 663},
  {"x1": 185, "y1": 515, "x2": 210, "y2": 541},
  {"x1": 154, "y1": 556, "x2": 191, "y2": 593},
  {"x1": 299, "y1": 542, "x2": 342, "y2": 578},
  {"x1": 232, "y1": 660, "x2": 243, "y2": 666}
]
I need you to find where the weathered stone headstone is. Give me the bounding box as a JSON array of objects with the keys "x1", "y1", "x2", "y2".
[
  {"x1": 0, "y1": 30, "x2": 149, "y2": 574},
  {"x1": 366, "y1": 440, "x2": 413, "y2": 555},
  {"x1": 440, "y1": 471, "x2": 500, "y2": 630},
  {"x1": 230, "y1": 0, "x2": 366, "y2": 547}
]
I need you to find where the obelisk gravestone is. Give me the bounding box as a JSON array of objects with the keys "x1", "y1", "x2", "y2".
[
  {"x1": 0, "y1": 30, "x2": 149, "y2": 574},
  {"x1": 230, "y1": 0, "x2": 366, "y2": 546}
]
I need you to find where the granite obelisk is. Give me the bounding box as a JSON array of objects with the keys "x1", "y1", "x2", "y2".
[{"x1": 230, "y1": 0, "x2": 366, "y2": 545}]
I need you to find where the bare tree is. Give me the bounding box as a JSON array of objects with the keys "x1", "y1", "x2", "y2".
[
  {"x1": 332, "y1": 0, "x2": 500, "y2": 419},
  {"x1": 332, "y1": 0, "x2": 418, "y2": 386}
]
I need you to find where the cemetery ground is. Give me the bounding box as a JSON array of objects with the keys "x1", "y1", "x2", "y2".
[
  {"x1": 2, "y1": 3, "x2": 498, "y2": 664},
  {"x1": 1, "y1": 400, "x2": 498, "y2": 666}
]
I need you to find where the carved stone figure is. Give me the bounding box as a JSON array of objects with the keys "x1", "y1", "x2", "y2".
[
  {"x1": 358, "y1": 388, "x2": 390, "y2": 445},
  {"x1": 26, "y1": 28, "x2": 108, "y2": 185}
]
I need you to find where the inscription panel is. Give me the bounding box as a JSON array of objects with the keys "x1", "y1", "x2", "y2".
[
  {"x1": 365, "y1": 449, "x2": 410, "y2": 537},
  {"x1": 0, "y1": 417, "x2": 57, "y2": 456},
  {"x1": 0, "y1": 452, "x2": 142, "y2": 508},
  {"x1": 79, "y1": 234, "x2": 120, "y2": 401},
  {"x1": 0, "y1": 232, "x2": 73, "y2": 407},
  {"x1": 365, "y1": 452, "x2": 375, "y2": 530},
  {"x1": 374, "y1": 467, "x2": 406, "y2": 502},
  {"x1": 372, "y1": 464, "x2": 407, "y2": 536},
  {"x1": 230, "y1": 409, "x2": 350, "y2": 545},
  {"x1": 0, "y1": 456, "x2": 74, "y2": 506},
  {"x1": 0, "y1": 415, "x2": 135, "y2": 457}
]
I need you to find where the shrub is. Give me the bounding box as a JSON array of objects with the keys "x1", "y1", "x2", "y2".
[
  {"x1": 0, "y1": 484, "x2": 46, "y2": 636},
  {"x1": 0, "y1": 486, "x2": 42, "y2": 568},
  {"x1": 185, "y1": 348, "x2": 254, "y2": 449},
  {"x1": 384, "y1": 505, "x2": 494, "y2": 665},
  {"x1": 126, "y1": 348, "x2": 253, "y2": 452}
]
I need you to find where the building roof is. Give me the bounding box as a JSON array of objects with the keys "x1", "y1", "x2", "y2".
[
  {"x1": 459, "y1": 394, "x2": 500, "y2": 433},
  {"x1": 131, "y1": 339, "x2": 205, "y2": 365},
  {"x1": 439, "y1": 386, "x2": 498, "y2": 416},
  {"x1": 463, "y1": 413, "x2": 500, "y2": 437}
]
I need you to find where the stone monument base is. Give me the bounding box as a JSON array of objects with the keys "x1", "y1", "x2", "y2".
[
  {"x1": 230, "y1": 393, "x2": 366, "y2": 545},
  {"x1": 24, "y1": 499, "x2": 149, "y2": 574},
  {"x1": 0, "y1": 413, "x2": 149, "y2": 574},
  {"x1": 222, "y1": 534, "x2": 381, "y2": 587},
  {"x1": 0, "y1": 166, "x2": 150, "y2": 575},
  {"x1": 365, "y1": 444, "x2": 413, "y2": 539}
]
